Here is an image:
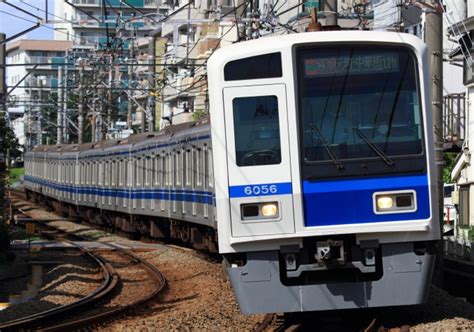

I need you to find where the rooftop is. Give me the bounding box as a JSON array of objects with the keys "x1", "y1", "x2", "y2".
[{"x1": 6, "y1": 39, "x2": 73, "y2": 53}]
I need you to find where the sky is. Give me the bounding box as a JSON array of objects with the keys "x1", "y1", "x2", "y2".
[{"x1": 0, "y1": 0, "x2": 55, "y2": 41}]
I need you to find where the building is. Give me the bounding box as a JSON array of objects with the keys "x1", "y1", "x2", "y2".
[
  {"x1": 152, "y1": 0, "x2": 374, "y2": 129},
  {"x1": 6, "y1": 39, "x2": 73, "y2": 148},
  {"x1": 54, "y1": 0, "x2": 159, "y2": 49}
]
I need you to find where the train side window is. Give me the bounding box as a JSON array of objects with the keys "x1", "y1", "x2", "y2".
[
  {"x1": 111, "y1": 161, "x2": 116, "y2": 187},
  {"x1": 193, "y1": 149, "x2": 197, "y2": 188},
  {"x1": 196, "y1": 148, "x2": 202, "y2": 187},
  {"x1": 208, "y1": 147, "x2": 214, "y2": 188},
  {"x1": 154, "y1": 155, "x2": 160, "y2": 186},
  {"x1": 104, "y1": 162, "x2": 108, "y2": 186},
  {"x1": 136, "y1": 158, "x2": 140, "y2": 187},
  {"x1": 204, "y1": 146, "x2": 209, "y2": 190},
  {"x1": 146, "y1": 157, "x2": 151, "y2": 187},
  {"x1": 165, "y1": 153, "x2": 169, "y2": 186},
  {"x1": 100, "y1": 162, "x2": 104, "y2": 186},
  {"x1": 186, "y1": 149, "x2": 192, "y2": 187},
  {"x1": 182, "y1": 150, "x2": 187, "y2": 187},
  {"x1": 224, "y1": 52, "x2": 282, "y2": 81},
  {"x1": 174, "y1": 152, "x2": 179, "y2": 186},
  {"x1": 232, "y1": 95, "x2": 282, "y2": 166}
]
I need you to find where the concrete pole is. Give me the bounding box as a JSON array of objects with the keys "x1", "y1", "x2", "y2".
[
  {"x1": 57, "y1": 66, "x2": 63, "y2": 144},
  {"x1": 324, "y1": 0, "x2": 337, "y2": 26},
  {"x1": 37, "y1": 79, "x2": 43, "y2": 145},
  {"x1": 425, "y1": 0, "x2": 444, "y2": 285},
  {"x1": 425, "y1": 1, "x2": 443, "y2": 225},
  {"x1": 127, "y1": 45, "x2": 134, "y2": 130},
  {"x1": 63, "y1": 64, "x2": 68, "y2": 143},
  {"x1": 108, "y1": 55, "x2": 113, "y2": 132},
  {"x1": 91, "y1": 100, "x2": 97, "y2": 143},
  {"x1": 78, "y1": 66, "x2": 84, "y2": 144},
  {"x1": 0, "y1": 33, "x2": 6, "y2": 221}
]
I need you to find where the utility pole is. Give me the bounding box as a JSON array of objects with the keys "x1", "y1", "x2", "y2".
[
  {"x1": 0, "y1": 32, "x2": 7, "y2": 223},
  {"x1": 324, "y1": 0, "x2": 337, "y2": 26},
  {"x1": 92, "y1": 99, "x2": 98, "y2": 143},
  {"x1": 63, "y1": 62, "x2": 68, "y2": 143},
  {"x1": 127, "y1": 44, "x2": 134, "y2": 130},
  {"x1": 57, "y1": 66, "x2": 63, "y2": 144},
  {"x1": 108, "y1": 55, "x2": 113, "y2": 134},
  {"x1": 78, "y1": 65, "x2": 85, "y2": 144},
  {"x1": 37, "y1": 79, "x2": 43, "y2": 146},
  {"x1": 425, "y1": 0, "x2": 444, "y2": 284}
]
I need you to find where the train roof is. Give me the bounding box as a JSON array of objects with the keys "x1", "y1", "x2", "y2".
[
  {"x1": 208, "y1": 31, "x2": 426, "y2": 70},
  {"x1": 26, "y1": 116, "x2": 210, "y2": 155}
]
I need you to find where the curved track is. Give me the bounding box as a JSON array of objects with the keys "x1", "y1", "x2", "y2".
[{"x1": 5, "y1": 190, "x2": 167, "y2": 331}]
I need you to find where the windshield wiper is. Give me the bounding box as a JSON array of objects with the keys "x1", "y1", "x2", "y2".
[
  {"x1": 352, "y1": 127, "x2": 395, "y2": 167},
  {"x1": 309, "y1": 124, "x2": 344, "y2": 171}
]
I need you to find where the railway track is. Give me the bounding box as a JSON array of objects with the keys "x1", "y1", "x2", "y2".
[{"x1": 4, "y1": 192, "x2": 167, "y2": 331}]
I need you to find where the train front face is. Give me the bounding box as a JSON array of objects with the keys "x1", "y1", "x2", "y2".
[{"x1": 208, "y1": 32, "x2": 440, "y2": 314}]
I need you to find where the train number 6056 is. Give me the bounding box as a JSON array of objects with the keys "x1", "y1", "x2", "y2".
[{"x1": 243, "y1": 184, "x2": 278, "y2": 196}]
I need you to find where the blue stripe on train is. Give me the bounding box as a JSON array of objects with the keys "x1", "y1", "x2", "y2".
[
  {"x1": 302, "y1": 174, "x2": 431, "y2": 227},
  {"x1": 229, "y1": 182, "x2": 293, "y2": 198},
  {"x1": 24, "y1": 175, "x2": 215, "y2": 205}
]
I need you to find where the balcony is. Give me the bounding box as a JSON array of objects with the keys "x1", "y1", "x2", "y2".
[
  {"x1": 25, "y1": 77, "x2": 58, "y2": 89},
  {"x1": 145, "y1": 0, "x2": 157, "y2": 7},
  {"x1": 71, "y1": 0, "x2": 99, "y2": 6}
]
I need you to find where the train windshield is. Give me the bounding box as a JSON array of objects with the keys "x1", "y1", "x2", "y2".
[{"x1": 296, "y1": 45, "x2": 425, "y2": 179}]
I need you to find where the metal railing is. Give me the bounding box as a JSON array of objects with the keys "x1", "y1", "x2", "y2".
[
  {"x1": 444, "y1": 236, "x2": 473, "y2": 261},
  {"x1": 443, "y1": 92, "x2": 466, "y2": 147}
]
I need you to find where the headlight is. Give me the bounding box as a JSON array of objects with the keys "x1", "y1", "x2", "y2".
[
  {"x1": 261, "y1": 203, "x2": 278, "y2": 217},
  {"x1": 241, "y1": 202, "x2": 279, "y2": 220},
  {"x1": 377, "y1": 196, "x2": 393, "y2": 210},
  {"x1": 374, "y1": 192, "x2": 415, "y2": 213}
]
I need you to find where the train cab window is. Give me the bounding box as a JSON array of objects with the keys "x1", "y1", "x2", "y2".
[
  {"x1": 232, "y1": 95, "x2": 282, "y2": 166},
  {"x1": 224, "y1": 52, "x2": 282, "y2": 81}
]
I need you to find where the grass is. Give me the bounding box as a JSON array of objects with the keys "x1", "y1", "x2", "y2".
[{"x1": 8, "y1": 167, "x2": 24, "y2": 185}]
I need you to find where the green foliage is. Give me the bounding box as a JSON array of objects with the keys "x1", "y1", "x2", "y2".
[
  {"x1": 468, "y1": 227, "x2": 474, "y2": 241},
  {"x1": 192, "y1": 110, "x2": 207, "y2": 122},
  {"x1": 0, "y1": 118, "x2": 20, "y2": 153},
  {"x1": 443, "y1": 152, "x2": 458, "y2": 183},
  {"x1": 8, "y1": 167, "x2": 24, "y2": 185}
]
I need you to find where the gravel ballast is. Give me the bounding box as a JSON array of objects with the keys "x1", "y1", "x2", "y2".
[{"x1": 0, "y1": 249, "x2": 102, "y2": 323}]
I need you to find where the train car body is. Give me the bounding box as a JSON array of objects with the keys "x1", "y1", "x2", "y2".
[
  {"x1": 24, "y1": 31, "x2": 440, "y2": 314},
  {"x1": 208, "y1": 31, "x2": 440, "y2": 313}
]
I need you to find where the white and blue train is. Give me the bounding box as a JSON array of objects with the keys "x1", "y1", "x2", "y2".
[{"x1": 25, "y1": 31, "x2": 440, "y2": 314}]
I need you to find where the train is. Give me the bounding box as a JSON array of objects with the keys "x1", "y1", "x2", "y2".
[{"x1": 24, "y1": 31, "x2": 440, "y2": 314}]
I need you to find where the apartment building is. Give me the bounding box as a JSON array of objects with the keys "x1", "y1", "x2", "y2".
[{"x1": 6, "y1": 40, "x2": 73, "y2": 147}]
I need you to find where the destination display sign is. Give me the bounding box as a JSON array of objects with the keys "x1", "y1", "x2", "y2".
[{"x1": 304, "y1": 53, "x2": 399, "y2": 77}]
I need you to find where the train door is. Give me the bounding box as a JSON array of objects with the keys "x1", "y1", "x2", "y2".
[{"x1": 223, "y1": 84, "x2": 295, "y2": 237}]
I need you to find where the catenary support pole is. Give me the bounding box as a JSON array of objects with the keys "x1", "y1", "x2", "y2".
[
  {"x1": 57, "y1": 66, "x2": 63, "y2": 144},
  {"x1": 324, "y1": 0, "x2": 337, "y2": 26},
  {"x1": 37, "y1": 79, "x2": 43, "y2": 145},
  {"x1": 78, "y1": 65, "x2": 84, "y2": 144},
  {"x1": 425, "y1": 0, "x2": 444, "y2": 283},
  {"x1": 127, "y1": 45, "x2": 133, "y2": 130}
]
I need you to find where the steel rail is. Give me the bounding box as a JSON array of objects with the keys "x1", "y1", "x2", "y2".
[
  {"x1": 7, "y1": 193, "x2": 166, "y2": 331},
  {"x1": 0, "y1": 246, "x2": 118, "y2": 331}
]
